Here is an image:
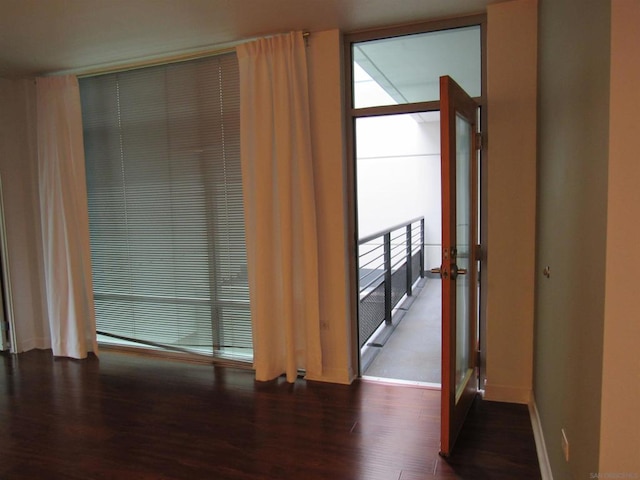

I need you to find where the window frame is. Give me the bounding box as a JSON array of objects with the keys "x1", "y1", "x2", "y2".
[{"x1": 343, "y1": 14, "x2": 488, "y2": 382}]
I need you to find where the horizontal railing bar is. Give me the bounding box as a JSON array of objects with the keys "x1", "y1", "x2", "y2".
[
  {"x1": 360, "y1": 273, "x2": 385, "y2": 293},
  {"x1": 360, "y1": 238, "x2": 417, "y2": 249},
  {"x1": 360, "y1": 245, "x2": 415, "y2": 260},
  {"x1": 358, "y1": 216, "x2": 425, "y2": 349},
  {"x1": 360, "y1": 247, "x2": 385, "y2": 258},
  {"x1": 390, "y1": 249, "x2": 406, "y2": 261},
  {"x1": 360, "y1": 241, "x2": 404, "y2": 251},
  {"x1": 360, "y1": 256, "x2": 408, "y2": 279},
  {"x1": 360, "y1": 267, "x2": 383, "y2": 281},
  {"x1": 390, "y1": 258, "x2": 407, "y2": 272},
  {"x1": 360, "y1": 286, "x2": 383, "y2": 303},
  {"x1": 360, "y1": 249, "x2": 382, "y2": 257},
  {"x1": 358, "y1": 216, "x2": 424, "y2": 245},
  {"x1": 360, "y1": 245, "x2": 385, "y2": 255},
  {"x1": 360, "y1": 254, "x2": 385, "y2": 269},
  {"x1": 359, "y1": 256, "x2": 416, "y2": 291},
  {"x1": 360, "y1": 263, "x2": 383, "y2": 274}
]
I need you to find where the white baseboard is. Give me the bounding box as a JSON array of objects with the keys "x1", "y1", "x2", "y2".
[{"x1": 529, "y1": 395, "x2": 554, "y2": 480}]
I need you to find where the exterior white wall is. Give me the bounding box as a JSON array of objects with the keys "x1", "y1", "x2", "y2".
[{"x1": 356, "y1": 115, "x2": 441, "y2": 269}]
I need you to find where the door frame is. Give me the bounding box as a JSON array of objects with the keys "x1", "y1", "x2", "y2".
[{"x1": 344, "y1": 14, "x2": 488, "y2": 381}]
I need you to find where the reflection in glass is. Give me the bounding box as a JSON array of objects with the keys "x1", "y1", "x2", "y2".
[
  {"x1": 455, "y1": 113, "x2": 471, "y2": 402},
  {"x1": 353, "y1": 26, "x2": 481, "y2": 108}
]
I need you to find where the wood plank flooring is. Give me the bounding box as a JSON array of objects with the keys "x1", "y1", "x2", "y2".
[{"x1": 0, "y1": 350, "x2": 540, "y2": 479}]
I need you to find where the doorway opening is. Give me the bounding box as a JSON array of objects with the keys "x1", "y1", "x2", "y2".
[
  {"x1": 346, "y1": 17, "x2": 485, "y2": 386},
  {"x1": 356, "y1": 111, "x2": 442, "y2": 385}
]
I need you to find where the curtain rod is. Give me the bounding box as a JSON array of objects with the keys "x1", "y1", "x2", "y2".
[{"x1": 53, "y1": 31, "x2": 310, "y2": 79}]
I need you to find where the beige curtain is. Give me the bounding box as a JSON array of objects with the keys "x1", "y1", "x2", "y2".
[
  {"x1": 237, "y1": 32, "x2": 322, "y2": 382},
  {"x1": 36, "y1": 75, "x2": 98, "y2": 359}
]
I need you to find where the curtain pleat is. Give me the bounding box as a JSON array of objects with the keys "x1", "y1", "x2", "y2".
[
  {"x1": 36, "y1": 75, "x2": 98, "y2": 359},
  {"x1": 238, "y1": 32, "x2": 322, "y2": 382}
]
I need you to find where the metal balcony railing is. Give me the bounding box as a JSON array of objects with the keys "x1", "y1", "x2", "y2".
[{"x1": 358, "y1": 217, "x2": 425, "y2": 349}]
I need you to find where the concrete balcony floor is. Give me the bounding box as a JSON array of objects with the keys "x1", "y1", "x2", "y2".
[{"x1": 362, "y1": 277, "x2": 441, "y2": 385}]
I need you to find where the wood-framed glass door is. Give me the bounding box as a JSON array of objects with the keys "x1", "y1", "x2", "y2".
[{"x1": 438, "y1": 75, "x2": 479, "y2": 457}]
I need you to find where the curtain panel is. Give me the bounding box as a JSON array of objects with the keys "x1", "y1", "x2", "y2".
[
  {"x1": 36, "y1": 75, "x2": 98, "y2": 359},
  {"x1": 237, "y1": 32, "x2": 323, "y2": 382}
]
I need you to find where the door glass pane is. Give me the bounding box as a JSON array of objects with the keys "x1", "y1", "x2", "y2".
[
  {"x1": 455, "y1": 113, "x2": 472, "y2": 401},
  {"x1": 353, "y1": 26, "x2": 481, "y2": 108}
]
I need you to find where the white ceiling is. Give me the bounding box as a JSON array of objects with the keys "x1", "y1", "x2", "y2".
[{"x1": 0, "y1": 0, "x2": 501, "y2": 78}]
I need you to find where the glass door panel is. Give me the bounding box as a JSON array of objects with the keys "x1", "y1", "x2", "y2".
[
  {"x1": 439, "y1": 75, "x2": 479, "y2": 457},
  {"x1": 455, "y1": 114, "x2": 473, "y2": 402}
]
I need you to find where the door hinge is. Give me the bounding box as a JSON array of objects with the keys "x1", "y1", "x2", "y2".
[
  {"x1": 474, "y1": 244, "x2": 482, "y2": 260},
  {"x1": 475, "y1": 132, "x2": 483, "y2": 150}
]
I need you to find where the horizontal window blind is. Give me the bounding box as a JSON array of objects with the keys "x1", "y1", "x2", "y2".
[{"x1": 79, "y1": 53, "x2": 252, "y2": 361}]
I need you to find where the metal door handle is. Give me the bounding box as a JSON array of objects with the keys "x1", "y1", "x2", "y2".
[
  {"x1": 430, "y1": 266, "x2": 449, "y2": 279},
  {"x1": 451, "y1": 264, "x2": 467, "y2": 279}
]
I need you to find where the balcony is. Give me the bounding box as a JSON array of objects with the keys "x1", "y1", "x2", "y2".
[{"x1": 358, "y1": 217, "x2": 441, "y2": 385}]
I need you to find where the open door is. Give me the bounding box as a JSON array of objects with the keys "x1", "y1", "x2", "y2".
[{"x1": 438, "y1": 75, "x2": 479, "y2": 457}]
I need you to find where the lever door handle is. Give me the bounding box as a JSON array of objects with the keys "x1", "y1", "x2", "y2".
[
  {"x1": 432, "y1": 265, "x2": 467, "y2": 280},
  {"x1": 451, "y1": 264, "x2": 467, "y2": 279},
  {"x1": 430, "y1": 266, "x2": 449, "y2": 279}
]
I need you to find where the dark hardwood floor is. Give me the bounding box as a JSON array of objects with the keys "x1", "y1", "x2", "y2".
[{"x1": 0, "y1": 350, "x2": 540, "y2": 479}]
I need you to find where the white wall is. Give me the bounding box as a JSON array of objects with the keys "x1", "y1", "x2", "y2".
[{"x1": 356, "y1": 114, "x2": 441, "y2": 269}]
